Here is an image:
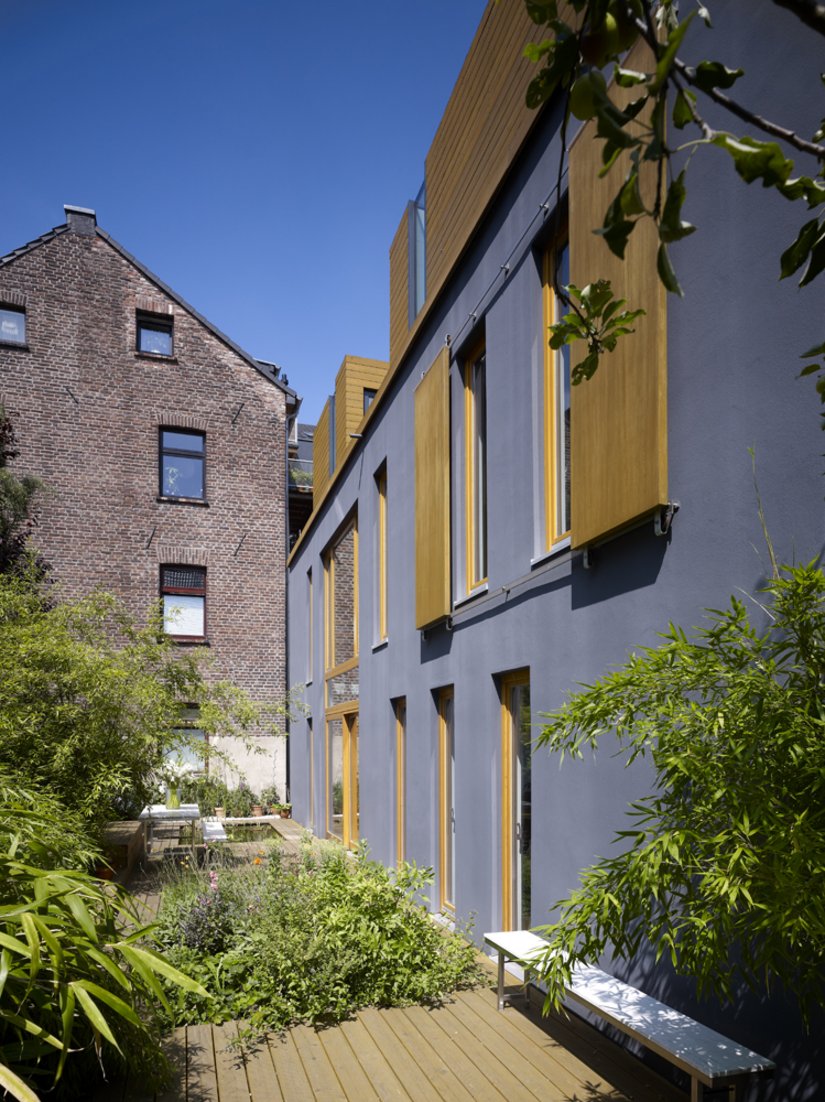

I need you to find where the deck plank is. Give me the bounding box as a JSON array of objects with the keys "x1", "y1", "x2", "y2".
[
  {"x1": 448, "y1": 992, "x2": 586, "y2": 1100},
  {"x1": 402, "y1": 1003, "x2": 510, "y2": 1102},
  {"x1": 185, "y1": 1023, "x2": 219, "y2": 1102},
  {"x1": 212, "y1": 1022, "x2": 251, "y2": 1102},
  {"x1": 422, "y1": 999, "x2": 540, "y2": 1102},
  {"x1": 373, "y1": 1006, "x2": 478, "y2": 1102},
  {"x1": 290, "y1": 1024, "x2": 347, "y2": 1102},
  {"x1": 236, "y1": 1025, "x2": 284, "y2": 1102},
  {"x1": 337, "y1": 1016, "x2": 409, "y2": 1100},
  {"x1": 317, "y1": 1020, "x2": 382, "y2": 1102},
  {"x1": 358, "y1": 1007, "x2": 443, "y2": 1102},
  {"x1": 267, "y1": 1030, "x2": 316, "y2": 1102},
  {"x1": 155, "y1": 1026, "x2": 188, "y2": 1102}
]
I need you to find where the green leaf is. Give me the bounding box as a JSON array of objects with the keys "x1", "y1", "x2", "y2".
[
  {"x1": 672, "y1": 88, "x2": 696, "y2": 130},
  {"x1": 799, "y1": 227, "x2": 825, "y2": 287},
  {"x1": 619, "y1": 169, "x2": 646, "y2": 216},
  {"x1": 713, "y1": 134, "x2": 794, "y2": 188},
  {"x1": 0, "y1": 1061, "x2": 41, "y2": 1102},
  {"x1": 115, "y1": 943, "x2": 209, "y2": 996},
  {"x1": 690, "y1": 61, "x2": 744, "y2": 92},
  {"x1": 652, "y1": 13, "x2": 694, "y2": 91},
  {"x1": 72, "y1": 980, "x2": 142, "y2": 1029},
  {"x1": 659, "y1": 171, "x2": 696, "y2": 243},
  {"x1": 657, "y1": 242, "x2": 683, "y2": 295},
  {"x1": 71, "y1": 983, "x2": 121, "y2": 1053},
  {"x1": 779, "y1": 219, "x2": 821, "y2": 280},
  {"x1": 63, "y1": 894, "x2": 96, "y2": 943},
  {"x1": 801, "y1": 341, "x2": 825, "y2": 358}
]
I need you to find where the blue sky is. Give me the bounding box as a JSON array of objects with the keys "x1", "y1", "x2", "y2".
[{"x1": 1, "y1": 0, "x2": 489, "y2": 423}]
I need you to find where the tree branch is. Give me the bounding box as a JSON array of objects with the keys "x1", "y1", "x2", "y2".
[
  {"x1": 673, "y1": 55, "x2": 825, "y2": 160},
  {"x1": 771, "y1": 0, "x2": 825, "y2": 37}
]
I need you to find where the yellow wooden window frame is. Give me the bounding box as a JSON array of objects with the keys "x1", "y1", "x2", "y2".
[
  {"x1": 325, "y1": 709, "x2": 359, "y2": 849},
  {"x1": 438, "y1": 685, "x2": 456, "y2": 913},
  {"x1": 463, "y1": 340, "x2": 488, "y2": 592},
  {"x1": 500, "y1": 669, "x2": 530, "y2": 931},
  {"x1": 376, "y1": 464, "x2": 388, "y2": 642},
  {"x1": 394, "y1": 697, "x2": 406, "y2": 865},
  {"x1": 543, "y1": 239, "x2": 571, "y2": 551},
  {"x1": 307, "y1": 567, "x2": 313, "y2": 681}
]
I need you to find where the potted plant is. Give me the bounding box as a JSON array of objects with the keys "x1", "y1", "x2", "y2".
[
  {"x1": 251, "y1": 802, "x2": 264, "y2": 818},
  {"x1": 277, "y1": 803, "x2": 292, "y2": 819}
]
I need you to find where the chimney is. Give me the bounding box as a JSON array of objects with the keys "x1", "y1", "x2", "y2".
[{"x1": 64, "y1": 205, "x2": 97, "y2": 235}]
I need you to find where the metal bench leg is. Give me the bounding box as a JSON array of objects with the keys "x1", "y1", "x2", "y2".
[
  {"x1": 497, "y1": 951, "x2": 506, "y2": 1010},
  {"x1": 691, "y1": 1078, "x2": 703, "y2": 1102}
]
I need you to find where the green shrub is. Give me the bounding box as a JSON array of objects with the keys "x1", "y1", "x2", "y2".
[
  {"x1": 155, "y1": 843, "x2": 483, "y2": 1032},
  {"x1": 179, "y1": 774, "x2": 231, "y2": 815},
  {"x1": 0, "y1": 774, "x2": 207, "y2": 1101}
]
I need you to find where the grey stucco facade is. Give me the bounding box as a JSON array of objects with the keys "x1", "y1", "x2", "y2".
[{"x1": 288, "y1": 4, "x2": 825, "y2": 1095}]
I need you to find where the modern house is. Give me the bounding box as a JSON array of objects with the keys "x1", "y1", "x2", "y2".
[
  {"x1": 0, "y1": 205, "x2": 298, "y2": 796},
  {"x1": 286, "y1": 1, "x2": 824, "y2": 1094}
]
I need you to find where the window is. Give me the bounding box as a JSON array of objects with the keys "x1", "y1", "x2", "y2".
[
  {"x1": 408, "y1": 181, "x2": 426, "y2": 325},
  {"x1": 137, "y1": 311, "x2": 173, "y2": 356},
  {"x1": 161, "y1": 565, "x2": 206, "y2": 641},
  {"x1": 394, "y1": 697, "x2": 406, "y2": 865},
  {"x1": 363, "y1": 387, "x2": 378, "y2": 413},
  {"x1": 544, "y1": 242, "x2": 571, "y2": 547},
  {"x1": 464, "y1": 340, "x2": 488, "y2": 590},
  {"x1": 500, "y1": 671, "x2": 531, "y2": 930},
  {"x1": 438, "y1": 686, "x2": 456, "y2": 912},
  {"x1": 171, "y1": 705, "x2": 208, "y2": 775},
  {"x1": 324, "y1": 517, "x2": 358, "y2": 678},
  {"x1": 375, "y1": 464, "x2": 387, "y2": 643},
  {"x1": 159, "y1": 429, "x2": 205, "y2": 500},
  {"x1": 0, "y1": 305, "x2": 25, "y2": 346},
  {"x1": 307, "y1": 567, "x2": 313, "y2": 681}
]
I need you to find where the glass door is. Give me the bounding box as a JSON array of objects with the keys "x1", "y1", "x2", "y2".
[{"x1": 501, "y1": 672, "x2": 531, "y2": 929}]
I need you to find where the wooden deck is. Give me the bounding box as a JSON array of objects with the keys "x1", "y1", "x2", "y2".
[{"x1": 96, "y1": 818, "x2": 684, "y2": 1101}]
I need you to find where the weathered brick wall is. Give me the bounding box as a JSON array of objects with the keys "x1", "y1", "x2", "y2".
[{"x1": 0, "y1": 219, "x2": 289, "y2": 792}]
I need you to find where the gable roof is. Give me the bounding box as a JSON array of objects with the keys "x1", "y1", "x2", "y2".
[{"x1": 0, "y1": 211, "x2": 299, "y2": 407}]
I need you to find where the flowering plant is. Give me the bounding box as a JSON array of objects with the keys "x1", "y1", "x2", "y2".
[{"x1": 161, "y1": 757, "x2": 194, "y2": 786}]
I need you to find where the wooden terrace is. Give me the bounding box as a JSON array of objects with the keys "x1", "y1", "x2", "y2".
[{"x1": 97, "y1": 818, "x2": 683, "y2": 1102}]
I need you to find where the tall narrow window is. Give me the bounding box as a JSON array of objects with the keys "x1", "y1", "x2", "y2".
[
  {"x1": 408, "y1": 181, "x2": 426, "y2": 325},
  {"x1": 464, "y1": 341, "x2": 488, "y2": 590},
  {"x1": 307, "y1": 568, "x2": 313, "y2": 681},
  {"x1": 501, "y1": 671, "x2": 531, "y2": 930},
  {"x1": 159, "y1": 429, "x2": 205, "y2": 500},
  {"x1": 307, "y1": 715, "x2": 314, "y2": 828},
  {"x1": 544, "y1": 242, "x2": 571, "y2": 547},
  {"x1": 327, "y1": 711, "x2": 359, "y2": 847},
  {"x1": 161, "y1": 565, "x2": 206, "y2": 641},
  {"x1": 363, "y1": 387, "x2": 377, "y2": 413},
  {"x1": 394, "y1": 697, "x2": 406, "y2": 865},
  {"x1": 375, "y1": 464, "x2": 388, "y2": 643},
  {"x1": 438, "y1": 686, "x2": 456, "y2": 912}
]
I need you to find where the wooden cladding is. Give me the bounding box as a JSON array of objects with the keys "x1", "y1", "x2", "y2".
[
  {"x1": 389, "y1": 0, "x2": 545, "y2": 368},
  {"x1": 414, "y1": 347, "x2": 451, "y2": 629},
  {"x1": 389, "y1": 212, "x2": 410, "y2": 370},
  {"x1": 569, "y1": 41, "x2": 667, "y2": 549},
  {"x1": 313, "y1": 403, "x2": 331, "y2": 504},
  {"x1": 334, "y1": 356, "x2": 389, "y2": 463}
]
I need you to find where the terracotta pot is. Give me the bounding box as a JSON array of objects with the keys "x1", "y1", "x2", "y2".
[
  {"x1": 251, "y1": 804, "x2": 263, "y2": 817},
  {"x1": 279, "y1": 808, "x2": 291, "y2": 819},
  {"x1": 214, "y1": 806, "x2": 225, "y2": 819}
]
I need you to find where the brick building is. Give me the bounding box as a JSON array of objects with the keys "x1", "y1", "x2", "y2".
[{"x1": 0, "y1": 205, "x2": 298, "y2": 796}]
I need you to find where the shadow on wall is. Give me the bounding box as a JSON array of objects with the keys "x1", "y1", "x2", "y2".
[{"x1": 571, "y1": 521, "x2": 669, "y2": 611}]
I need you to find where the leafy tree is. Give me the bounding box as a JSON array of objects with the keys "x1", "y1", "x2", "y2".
[
  {"x1": 523, "y1": 0, "x2": 825, "y2": 418},
  {"x1": 533, "y1": 561, "x2": 825, "y2": 1021},
  {"x1": 0, "y1": 406, "x2": 44, "y2": 577},
  {"x1": 0, "y1": 572, "x2": 261, "y2": 830}
]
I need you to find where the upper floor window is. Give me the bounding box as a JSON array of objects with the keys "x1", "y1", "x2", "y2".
[
  {"x1": 363, "y1": 387, "x2": 377, "y2": 414},
  {"x1": 137, "y1": 311, "x2": 173, "y2": 356},
  {"x1": 161, "y1": 565, "x2": 206, "y2": 641},
  {"x1": 408, "y1": 181, "x2": 426, "y2": 325},
  {"x1": 375, "y1": 463, "x2": 388, "y2": 643},
  {"x1": 324, "y1": 517, "x2": 358, "y2": 674},
  {"x1": 544, "y1": 241, "x2": 571, "y2": 547},
  {"x1": 464, "y1": 339, "x2": 488, "y2": 590},
  {"x1": 0, "y1": 305, "x2": 26, "y2": 346},
  {"x1": 159, "y1": 429, "x2": 205, "y2": 500}
]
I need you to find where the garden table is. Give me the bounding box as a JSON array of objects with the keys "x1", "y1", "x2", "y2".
[{"x1": 139, "y1": 803, "x2": 200, "y2": 851}]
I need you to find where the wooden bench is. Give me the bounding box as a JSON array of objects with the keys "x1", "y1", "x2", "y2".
[
  {"x1": 101, "y1": 820, "x2": 145, "y2": 881},
  {"x1": 484, "y1": 930, "x2": 774, "y2": 1102}
]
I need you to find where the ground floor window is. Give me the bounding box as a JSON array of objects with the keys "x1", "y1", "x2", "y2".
[
  {"x1": 501, "y1": 671, "x2": 531, "y2": 930},
  {"x1": 438, "y1": 687, "x2": 455, "y2": 912},
  {"x1": 327, "y1": 710, "x2": 358, "y2": 847}
]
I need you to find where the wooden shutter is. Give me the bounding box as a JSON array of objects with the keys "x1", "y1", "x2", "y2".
[
  {"x1": 569, "y1": 41, "x2": 667, "y2": 549},
  {"x1": 415, "y1": 347, "x2": 451, "y2": 629}
]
